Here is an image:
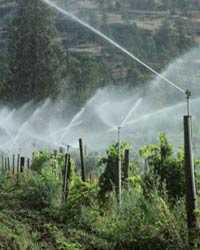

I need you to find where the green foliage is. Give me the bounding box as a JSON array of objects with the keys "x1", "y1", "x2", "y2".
[
  {"x1": 0, "y1": 170, "x2": 12, "y2": 191},
  {"x1": 6, "y1": 0, "x2": 65, "y2": 104},
  {"x1": 98, "y1": 142, "x2": 130, "y2": 203},
  {"x1": 61, "y1": 177, "x2": 98, "y2": 223},
  {"x1": 19, "y1": 173, "x2": 60, "y2": 210},
  {"x1": 79, "y1": 189, "x2": 187, "y2": 250},
  {"x1": 0, "y1": 212, "x2": 40, "y2": 250},
  {"x1": 31, "y1": 151, "x2": 51, "y2": 173},
  {"x1": 0, "y1": 142, "x2": 197, "y2": 250},
  {"x1": 140, "y1": 133, "x2": 185, "y2": 201},
  {"x1": 19, "y1": 150, "x2": 78, "y2": 212},
  {"x1": 128, "y1": 175, "x2": 142, "y2": 192},
  {"x1": 19, "y1": 164, "x2": 62, "y2": 209},
  {"x1": 44, "y1": 224, "x2": 81, "y2": 250},
  {"x1": 63, "y1": 55, "x2": 108, "y2": 107}
]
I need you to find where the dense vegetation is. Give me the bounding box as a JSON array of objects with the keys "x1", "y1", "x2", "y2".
[
  {"x1": 5, "y1": 0, "x2": 65, "y2": 104},
  {"x1": 0, "y1": 134, "x2": 199, "y2": 249}
]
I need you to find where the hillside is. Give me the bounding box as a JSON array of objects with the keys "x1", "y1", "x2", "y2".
[{"x1": 0, "y1": 0, "x2": 199, "y2": 105}]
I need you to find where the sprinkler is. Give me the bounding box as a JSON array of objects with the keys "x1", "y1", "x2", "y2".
[
  {"x1": 183, "y1": 88, "x2": 198, "y2": 244},
  {"x1": 117, "y1": 126, "x2": 122, "y2": 205},
  {"x1": 185, "y1": 89, "x2": 192, "y2": 116}
]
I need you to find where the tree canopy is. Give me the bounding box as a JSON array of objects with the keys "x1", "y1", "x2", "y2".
[{"x1": 6, "y1": 0, "x2": 65, "y2": 105}]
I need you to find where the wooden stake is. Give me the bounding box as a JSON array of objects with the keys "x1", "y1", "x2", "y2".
[
  {"x1": 17, "y1": 154, "x2": 20, "y2": 173},
  {"x1": 53, "y1": 150, "x2": 57, "y2": 158},
  {"x1": 79, "y1": 138, "x2": 85, "y2": 182},
  {"x1": 7, "y1": 157, "x2": 10, "y2": 171},
  {"x1": 27, "y1": 158, "x2": 30, "y2": 169},
  {"x1": 123, "y1": 149, "x2": 129, "y2": 185},
  {"x1": 4, "y1": 157, "x2": 7, "y2": 172},
  {"x1": 20, "y1": 157, "x2": 25, "y2": 173},
  {"x1": 62, "y1": 153, "x2": 69, "y2": 203},
  {"x1": 1, "y1": 155, "x2": 4, "y2": 170},
  {"x1": 12, "y1": 154, "x2": 15, "y2": 175}
]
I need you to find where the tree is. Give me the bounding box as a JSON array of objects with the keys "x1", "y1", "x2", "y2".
[
  {"x1": 61, "y1": 55, "x2": 107, "y2": 107},
  {"x1": 6, "y1": 0, "x2": 65, "y2": 105},
  {"x1": 154, "y1": 20, "x2": 178, "y2": 61},
  {"x1": 174, "y1": 18, "x2": 195, "y2": 53}
]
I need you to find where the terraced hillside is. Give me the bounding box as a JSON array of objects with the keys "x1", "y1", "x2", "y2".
[{"x1": 0, "y1": 0, "x2": 199, "y2": 104}]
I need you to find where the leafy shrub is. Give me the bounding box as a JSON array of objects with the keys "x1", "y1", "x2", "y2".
[
  {"x1": 0, "y1": 212, "x2": 39, "y2": 250},
  {"x1": 31, "y1": 151, "x2": 51, "y2": 173},
  {"x1": 19, "y1": 165, "x2": 61, "y2": 209},
  {"x1": 140, "y1": 133, "x2": 185, "y2": 201},
  {"x1": 61, "y1": 177, "x2": 98, "y2": 224},
  {"x1": 98, "y1": 142, "x2": 131, "y2": 203},
  {"x1": 44, "y1": 224, "x2": 81, "y2": 250},
  {"x1": 0, "y1": 170, "x2": 13, "y2": 191},
  {"x1": 82, "y1": 189, "x2": 187, "y2": 250}
]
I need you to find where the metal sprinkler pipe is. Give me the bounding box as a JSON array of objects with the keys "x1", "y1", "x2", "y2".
[
  {"x1": 117, "y1": 126, "x2": 122, "y2": 206},
  {"x1": 185, "y1": 89, "x2": 192, "y2": 116},
  {"x1": 183, "y1": 89, "x2": 199, "y2": 245}
]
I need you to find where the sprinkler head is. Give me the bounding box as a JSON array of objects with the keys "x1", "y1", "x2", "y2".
[
  {"x1": 185, "y1": 89, "x2": 192, "y2": 116},
  {"x1": 185, "y1": 89, "x2": 192, "y2": 99}
]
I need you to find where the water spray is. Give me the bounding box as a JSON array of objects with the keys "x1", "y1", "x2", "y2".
[
  {"x1": 42, "y1": 0, "x2": 192, "y2": 122},
  {"x1": 42, "y1": 0, "x2": 186, "y2": 96},
  {"x1": 120, "y1": 98, "x2": 143, "y2": 128}
]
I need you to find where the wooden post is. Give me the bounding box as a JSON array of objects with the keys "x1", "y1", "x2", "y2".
[
  {"x1": 89, "y1": 173, "x2": 92, "y2": 183},
  {"x1": 12, "y1": 155, "x2": 15, "y2": 175},
  {"x1": 27, "y1": 158, "x2": 30, "y2": 169},
  {"x1": 20, "y1": 157, "x2": 25, "y2": 173},
  {"x1": 123, "y1": 149, "x2": 129, "y2": 185},
  {"x1": 17, "y1": 154, "x2": 20, "y2": 173},
  {"x1": 184, "y1": 115, "x2": 198, "y2": 245},
  {"x1": 7, "y1": 157, "x2": 10, "y2": 171},
  {"x1": 62, "y1": 153, "x2": 70, "y2": 203},
  {"x1": 1, "y1": 155, "x2": 4, "y2": 170},
  {"x1": 79, "y1": 138, "x2": 85, "y2": 182},
  {"x1": 59, "y1": 147, "x2": 64, "y2": 154},
  {"x1": 53, "y1": 150, "x2": 57, "y2": 158},
  {"x1": 4, "y1": 157, "x2": 7, "y2": 172}
]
